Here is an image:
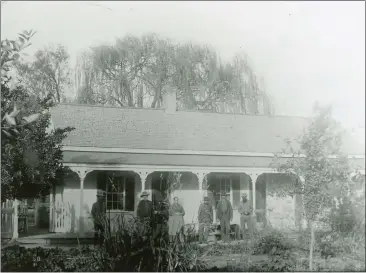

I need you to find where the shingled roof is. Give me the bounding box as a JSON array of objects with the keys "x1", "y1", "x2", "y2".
[{"x1": 50, "y1": 104, "x2": 364, "y2": 155}]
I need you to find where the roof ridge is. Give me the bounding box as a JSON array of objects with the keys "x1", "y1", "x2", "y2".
[
  {"x1": 57, "y1": 103, "x2": 310, "y2": 120},
  {"x1": 58, "y1": 103, "x2": 165, "y2": 111}
]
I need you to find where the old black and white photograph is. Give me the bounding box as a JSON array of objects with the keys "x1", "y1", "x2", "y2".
[{"x1": 1, "y1": 1, "x2": 365, "y2": 272}]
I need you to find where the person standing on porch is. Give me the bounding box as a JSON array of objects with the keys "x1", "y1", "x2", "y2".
[
  {"x1": 238, "y1": 193, "x2": 253, "y2": 240},
  {"x1": 153, "y1": 200, "x2": 170, "y2": 244},
  {"x1": 91, "y1": 189, "x2": 106, "y2": 245},
  {"x1": 137, "y1": 191, "x2": 154, "y2": 225},
  {"x1": 216, "y1": 193, "x2": 233, "y2": 243},
  {"x1": 168, "y1": 197, "x2": 185, "y2": 242},
  {"x1": 198, "y1": 196, "x2": 213, "y2": 243}
]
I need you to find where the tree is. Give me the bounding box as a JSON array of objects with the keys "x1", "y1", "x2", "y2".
[
  {"x1": 139, "y1": 34, "x2": 175, "y2": 108},
  {"x1": 74, "y1": 33, "x2": 275, "y2": 114},
  {"x1": 90, "y1": 35, "x2": 150, "y2": 107},
  {"x1": 74, "y1": 51, "x2": 104, "y2": 105},
  {"x1": 273, "y1": 104, "x2": 354, "y2": 270},
  {"x1": 1, "y1": 30, "x2": 38, "y2": 140},
  {"x1": 1, "y1": 31, "x2": 74, "y2": 200},
  {"x1": 16, "y1": 44, "x2": 71, "y2": 103}
]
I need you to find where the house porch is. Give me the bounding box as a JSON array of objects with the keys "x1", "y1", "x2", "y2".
[{"x1": 47, "y1": 164, "x2": 307, "y2": 235}]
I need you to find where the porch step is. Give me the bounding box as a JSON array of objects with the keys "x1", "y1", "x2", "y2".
[
  {"x1": 16, "y1": 233, "x2": 95, "y2": 246},
  {"x1": 17, "y1": 237, "x2": 95, "y2": 245}
]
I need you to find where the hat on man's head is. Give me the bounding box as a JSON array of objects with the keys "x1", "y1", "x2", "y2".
[
  {"x1": 97, "y1": 189, "x2": 105, "y2": 197},
  {"x1": 140, "y1": 191, "x2": 150, "y2": 197},
  {"x1": 241, "y1": 193, "x2": 248, "y2": 198},
  {"x1": 204, "y1": 196, "x2": 209, "y2": 201},
  {"x1": 221, "y1": 192, "x2": 229, "y2": 196}
]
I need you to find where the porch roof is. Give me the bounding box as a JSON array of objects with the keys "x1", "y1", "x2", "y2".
[{"x1": 50, "y1": 104, "x2": 364, "y2": 155}]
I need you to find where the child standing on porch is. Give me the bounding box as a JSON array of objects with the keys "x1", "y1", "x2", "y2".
[{"x1": 91, "y1": 189, "x2": 106, "y2": 245}]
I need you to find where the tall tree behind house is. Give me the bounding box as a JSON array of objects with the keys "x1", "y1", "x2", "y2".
[
  {"x1": 16, "y1": 44, "x2": 71, "y2": 104},
  {"x1": 73, "y1": 33, "x2": 275, "y2": 115}
]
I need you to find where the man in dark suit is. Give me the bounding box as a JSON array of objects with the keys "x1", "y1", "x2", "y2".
[
  {"x1": 91, "y1": 189, "x2": 106, "y2": 245},
  {"x1": 216, "y1": 193, "x2": 233, "y2": 243},
  {"x1": 137, "y1": 191, "x2": 154, "y2": 224}
]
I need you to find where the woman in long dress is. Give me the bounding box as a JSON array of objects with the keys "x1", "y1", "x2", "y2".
[{"x1": 168, "y1": 197, "x2": 185, "y2": 242}]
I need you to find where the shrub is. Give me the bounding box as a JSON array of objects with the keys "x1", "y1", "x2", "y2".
[
  {"x1": 100, "y1": 214, "x2": 206, "y2": 272},
  {"x1": 251, "y1": 228, "x2": 294, "y2": 255},
  {"x1": 1, "y1": 246, "x2": 68, "y2": 272},
  {"x1": 2, "y1": 215, "x2": 207, "y2": 272},
  {"x1": 251, "y1": 228, "x2": 297, "y2": 272}
]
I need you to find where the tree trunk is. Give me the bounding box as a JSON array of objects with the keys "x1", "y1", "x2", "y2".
[
  {"x1": 294, "y1": 193, "x2": 303, "y2": 244},
  {"x1": 55, "y1": 84, "x2": 61, "y2": 103},
  {"x1": 151, "y1": 85, "x2": 161, "y2": 108},
  {"x1": 138, "y1": 84, "x2": 143, "y2": 108},
  {"x1": 309, "y1": 220, "x2": 315, "y2": 271}
]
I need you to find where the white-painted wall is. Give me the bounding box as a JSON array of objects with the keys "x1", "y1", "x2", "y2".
[
  {"x1": 266, "y1": 175, "x2": 296, "y2": 231},
  {"x1": 62, "y1": 172, "x2": 97, "y2": 233},
  {"x1": 168, "y1": 173, "x2": 202, "y2": 226}
]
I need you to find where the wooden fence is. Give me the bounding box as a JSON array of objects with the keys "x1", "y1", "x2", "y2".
[{"x1": 1, "y1": 200, "x2": 18, "y2": 239}]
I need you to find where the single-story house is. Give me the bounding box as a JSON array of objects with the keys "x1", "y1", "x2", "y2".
[{"x1": 47, "y1": 92, "x2": 365, "y2": 235}]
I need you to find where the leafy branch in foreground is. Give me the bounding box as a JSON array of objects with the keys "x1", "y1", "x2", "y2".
[{"x1": 1, "y1": 30, "x2": 74, "y2": 200}]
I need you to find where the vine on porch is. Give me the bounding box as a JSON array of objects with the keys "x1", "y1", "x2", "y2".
[{"x1": 165, "y1": 172, "x2": 183, "y2": 202}]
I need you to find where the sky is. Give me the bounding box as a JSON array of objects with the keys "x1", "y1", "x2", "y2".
[{"x1": 1, "y1": 1, "x2": 365, "y2": 142}]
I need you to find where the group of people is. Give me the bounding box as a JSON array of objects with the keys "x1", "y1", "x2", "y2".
[
  {"x1": 136, "y1": 191, "x2": 185, "y2": 243},
  {"x1": 197, "y1": 192, "x2": 254, "y2": 243},
  {"x1": 91, "y1": 189, "x2": 254, "y2": 245}
]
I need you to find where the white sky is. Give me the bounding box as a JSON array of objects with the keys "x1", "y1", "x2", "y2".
[{"x1": 1, "y1": 1, "x2": 365, "y2": 141}]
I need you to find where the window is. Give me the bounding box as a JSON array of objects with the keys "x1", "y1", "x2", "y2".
[{"x1": 105, "y1": 176, "x2": 134, "y2": 211}]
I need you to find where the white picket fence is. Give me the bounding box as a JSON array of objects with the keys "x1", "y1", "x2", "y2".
[{"x1": 1, "y1": 199, "x2": 19, "y2": 239}]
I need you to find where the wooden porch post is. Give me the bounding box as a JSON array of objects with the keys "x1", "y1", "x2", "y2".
[
  {"x1": 70, "y1": 167, "x2": 92, "y2": 236},
  {"x1": 249, "y1": 173, "x2": 260, "y2": 225},
  {"x1": 193, "y1": 172, "x2": 209, "y2": 199},
  {"x1": 137, "y1": 171, "x2": 152, "y2": 201}
]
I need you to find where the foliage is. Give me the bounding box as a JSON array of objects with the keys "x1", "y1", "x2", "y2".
[
  {"x1": 316, "y1": 230, "x2": 365, "y2": 260},
  {"x1": 313, "y1": 256, "x2": 365, "y2": 272},
  {"x1": 251, "y1": 228, "x2": 295, "y2": 256},
  {"x1": 275, "y1": 105, "x2": 353, "y2": 221},
  {"x1": 166, "y1": 172, "x2": 183, "y2": 201},
  {"x1": 1, "y1": 30, "x2": 35, "y2": 78},
  {"x1": 16, "y1": 44, "x2": 71, "y2": 103},
  {"x1": 272, "y1": 104, "x2": 355, "y2": 269},
  {"x1": 1, "y1": 245, "x2": 112, "y2": 272},
  {"x1": 97, "y1": 213, "x2": 206, "y2": 272},
  {"x1": 75, "y1": 33, "x2": 274, "y2": 114},
  {"x1": 1, "y1": 31, "x2": 74, "y2": 200},
  {"x1": 317, "y1": 232, "x2": 337, "y2": 258}
]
